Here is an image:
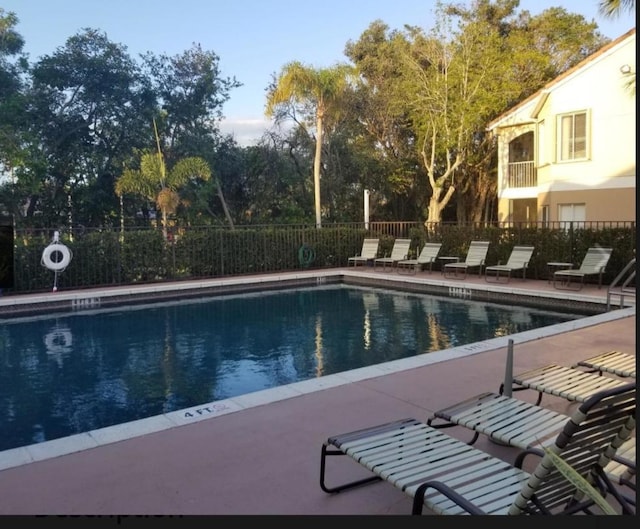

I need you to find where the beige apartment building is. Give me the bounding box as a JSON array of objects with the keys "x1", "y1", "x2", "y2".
[{"x1": 488, "y1": 28, "x2": 636, "y2": 225}]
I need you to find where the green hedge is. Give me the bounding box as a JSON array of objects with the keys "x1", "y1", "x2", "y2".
[{"x1": 5, "y1": 223, "x2": 635, "y2": 294}]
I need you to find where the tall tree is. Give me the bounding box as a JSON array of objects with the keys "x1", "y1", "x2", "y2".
[
  {"x1": 265, "y1": 62, "x2": 355, "y2": 228},
  {"x1": 445, "y1": 1, "x2": 608, "y2": 222},
  {"x1": 0, "y1": 8, "x2": 29, "y2": 219},
  {"x1": 346, "y1": 1, "x2": 610, "y2": 225},
  {"x1": 115, "y1": 120, "x2": 212, "y2": 240},
  {"x1": 395, "y1": 10, "x2": 509, "y2": 224},
  {"x1": 142, "y1": 44, "x2": 240, "y2": 227},
  {"x1": 23, "y1": 28, "x2": 155, "y2": 227},
  {"x1": 344, "y1": 21, "x2": 426, "y2": 222}
]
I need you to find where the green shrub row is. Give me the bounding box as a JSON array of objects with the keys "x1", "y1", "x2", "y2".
[{"x1": 5, "y1": 222, "x2": 635, "y2": 294}]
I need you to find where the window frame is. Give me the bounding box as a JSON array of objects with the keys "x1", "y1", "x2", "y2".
[{"x1": 556, "y1": 110, "x2": 590, "y2": 162}]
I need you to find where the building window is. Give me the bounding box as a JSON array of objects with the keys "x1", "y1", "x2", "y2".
[
  {"x1": 558, "y1": 203, "x2": 586, "y2": 230},
  {"x1": 557, "y1": 111, "x2": 588, "y2": 161}
]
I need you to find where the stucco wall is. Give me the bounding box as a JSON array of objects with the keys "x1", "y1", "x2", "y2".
[
  {"x1": 494, "y1": 30, "x2": 636, "y2": 223},
  {"x1": 537, "y1": 187, "x2": 635, "y2": 222}
]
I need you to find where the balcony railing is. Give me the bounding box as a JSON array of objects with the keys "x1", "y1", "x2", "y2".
[{"x1": 507, "y1": 161, "x2": 537, "y2": 188}]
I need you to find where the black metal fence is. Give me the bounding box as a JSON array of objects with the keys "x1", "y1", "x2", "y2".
[{"x1": 2, "y1": 221, "x2": 636, "y2": 295}]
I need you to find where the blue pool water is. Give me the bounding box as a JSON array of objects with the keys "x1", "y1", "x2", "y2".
[{"x1": 0, "y1": 285, "x2": 582, "y2": 452}]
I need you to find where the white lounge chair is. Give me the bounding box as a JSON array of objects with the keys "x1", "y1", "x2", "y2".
[
  {"x1": 485, "y1": 245, "x2": 534, "y2": 283},
  {"x1": 573, "y1": 350, "x2": 636, "y2": 378},
  {"x1": 428, "y1": 388, "x2": 636, "y2": 502},
  {"x1": 509, "y1": 363, "x2": 629, "y2": 406},
  {"x1": 553, "y1": 246, "x2": 612, "y2": 290},
  {"x1": 320, "y1": 383, "x2": 636, "y2": 515},
  {"x1": 348, "y1": 238, "x2": 379, "y2": 267},
  {"x1": 397, "y1": 242, "x2": 442, "y2": 274},
  {"x1": 443, "y1": 240, "x2": 490, "y2": 279},
  {"x1": 603, "y1": 436, "x2": 636, "y2": 506},
  {"x1": 373, "y1": 238, "x2": 411, "y2": 271}
]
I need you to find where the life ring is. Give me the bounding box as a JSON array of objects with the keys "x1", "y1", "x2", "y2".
[
  {"x1": 298, "y1": 244, "x2": 315, "y2": 268},
  {"x1": 42, "y1": 243, "x2": 72, "y2": 272},
  {"x1": 44, "y1": 328, "x2": 73, "y2": 354}
]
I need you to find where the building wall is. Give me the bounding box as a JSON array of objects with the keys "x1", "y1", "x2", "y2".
[
  {"x1": 537, "y1": 187, "x2": 636, "y2": 222},
  {"x1": 492, "y1": 30, "x2": 636, "y2": 224},
  {"x1": 536, "y1": 34, "x2": 635, "y2": 183}
]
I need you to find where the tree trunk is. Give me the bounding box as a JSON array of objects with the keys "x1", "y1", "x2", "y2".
[
  {"x1": 217, "y1": 184, "x2": 235, "y2": 229},
  {"x1": 425, "y1": 185, "x2": 455, "y2": 225},
  {"x1": 161, "y1": 209, "x2": 168, "y2": 241},
  {"x1": 313, "y1": 113, "x2": 323, "y2": 228}
]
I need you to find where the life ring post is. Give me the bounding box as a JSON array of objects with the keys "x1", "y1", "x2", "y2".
[{"x1": 42, "y1": 232, "x2": 73, "y2": 291}]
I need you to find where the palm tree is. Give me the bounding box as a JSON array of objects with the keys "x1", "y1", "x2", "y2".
[
  {"x1": 266, "y1": 62, "x2": 354, "y2": 228},
  {"x1": 598, "y1": 0, "x2": 635, "y2": 94},
  {"x1": 598, "y1": 0, "x2": 635, "y2": 17},
  {"x1": 115, "y1": 119, "x2": 211, "y2": 239}
]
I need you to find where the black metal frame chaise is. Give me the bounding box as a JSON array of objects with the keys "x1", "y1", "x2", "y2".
[{"x1": 319, "y1": 383, "x2": 636, "y2": 515}]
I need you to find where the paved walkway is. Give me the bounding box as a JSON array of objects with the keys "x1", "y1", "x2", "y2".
[{"x1": 0, "y1": 271, "x2": 635, "y2": 515}]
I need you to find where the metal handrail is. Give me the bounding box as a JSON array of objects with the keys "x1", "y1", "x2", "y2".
[{"x1": 606, "y1": 258, "x2": 636, "y2": 310}]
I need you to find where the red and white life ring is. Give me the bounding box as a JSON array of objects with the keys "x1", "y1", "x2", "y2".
[{"x1": 42, "y1": 243, "x2": 72, "y2": 272}]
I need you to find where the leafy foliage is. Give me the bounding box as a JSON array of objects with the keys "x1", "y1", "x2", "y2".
[
  {"x1": 0, "y1": 3, "x2": 629, "y2": 229},
  {"x1": 115, "y1": 119, "x2": 212, "y2": 240}
]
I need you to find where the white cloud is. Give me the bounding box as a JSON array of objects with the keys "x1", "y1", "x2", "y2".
[
  {"x1": 219, "y1": 118, "x2": 271, "y2": 147},
  {"x1": 219, "y1": 118, "x2": 295, "y2": 147}
]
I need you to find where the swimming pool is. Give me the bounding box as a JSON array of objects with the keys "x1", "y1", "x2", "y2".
[{"x1": 0, "y1": 284, "x2": 584, "y2": 452}]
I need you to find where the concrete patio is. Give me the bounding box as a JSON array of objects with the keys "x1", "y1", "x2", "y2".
[{"x1": 0, "y1": 270, "x2": 635, "y2": 515}]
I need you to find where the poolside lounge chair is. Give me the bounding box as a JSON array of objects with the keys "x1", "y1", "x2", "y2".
[
  {"x1": 426, "y1": 346, "x2": 637, "y2": 497},
  {"x1": 348, "y1": 238, "x2": 379, "y2": 267},
  {"x1": 428, "y1": 347, "x2": 636, "y2": 450},
  {"x1": 553, "y1": 247, "x2": 612, "y2": 290},
  {"x1": 427, "y1": 387, "x2": 637, "y2": 505},
  {"x1": 429, "y1": 390, "x2": 574, "y2": 449},
  {"x1": 508, "y1": 363, "x2": 629, "y2": 406},
  {"x1": 484, "y1": 245, "x2": 534, "y2": 283},
  {"x1": 320, "y1": 383, "x2": 636, "y2": 515},
  {"x1": 397, "y1": 242, "x2": 442, "y2": 274},
  {"x1": 374, "y1": 238, "x2": 411, "y2": 271},
  {"x1": 443, "y1": 241, "x2": 489, "y2": 279},
  {"x1": 573, "y1": 350, "x2": 635, "y2": 378}
]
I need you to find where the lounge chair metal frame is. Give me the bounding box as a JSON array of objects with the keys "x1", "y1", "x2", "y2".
[
  {"x1": 443, "y1": 241, "x2": 489, "y2": 280},
  {"x1": 553, "y1": 247, "x2": 612, "y2": 291},
  {"x1": 374, "y1": 238, "x2": 411, "y2": 272},
  {"x1": 397, "y1": 242, "x2": 442, "y2": 275},
  {"x1": 348, "y1": 238, "x2": 379, "y2": 267},
  {"x1": 484, "y1": 245, "x2": 534, "y2": 283},
  {"x1": 320, "y1": 383, "x2": 636, "y2": 515}
]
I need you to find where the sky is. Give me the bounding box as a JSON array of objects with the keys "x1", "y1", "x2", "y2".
[{"x1": 1, "y1": 0, "x2": 635, "y2": 146}]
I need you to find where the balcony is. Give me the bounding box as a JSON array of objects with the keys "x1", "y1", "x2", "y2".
[{"x1": 507, "y1": 161, "x2": 537, "y2": 188}]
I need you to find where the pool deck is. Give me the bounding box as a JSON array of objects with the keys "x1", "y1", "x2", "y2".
[{"x1": 0, "y1": 268, "x2": 635, "y2": 515}]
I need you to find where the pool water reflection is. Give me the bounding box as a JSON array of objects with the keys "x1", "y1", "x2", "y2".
[{"x1": 0, "y1": 285, "x2": 582, "y2": 451}]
